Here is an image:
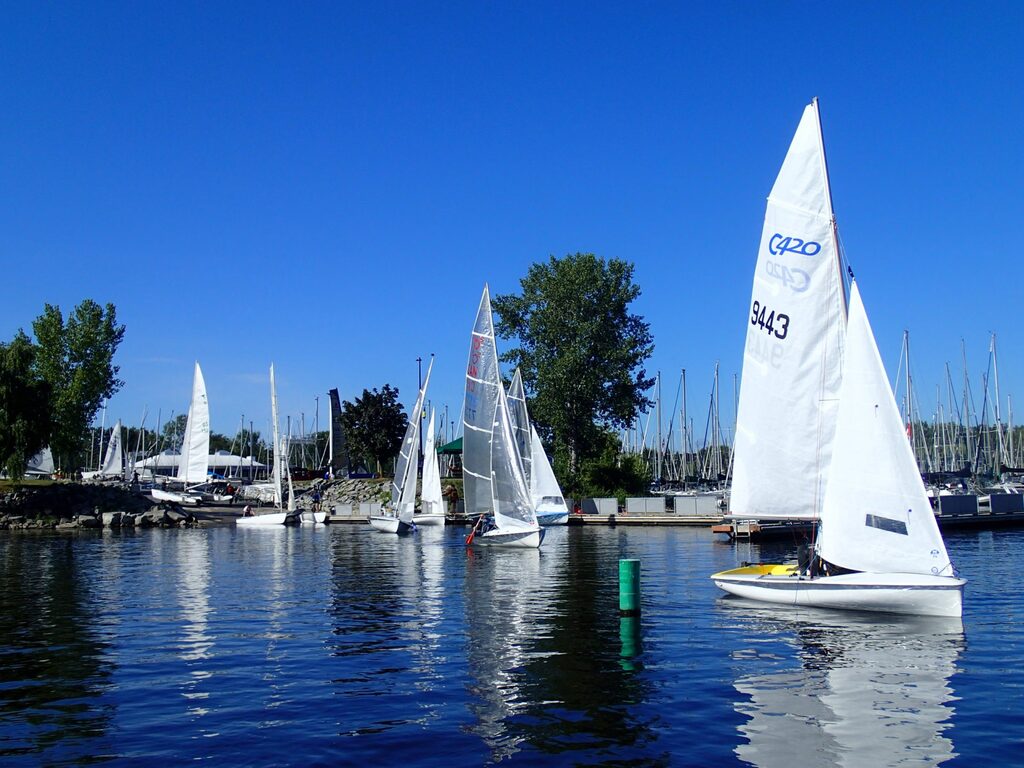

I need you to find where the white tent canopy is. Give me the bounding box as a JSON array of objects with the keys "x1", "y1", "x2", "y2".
[{"x1": 136, "y1": 449, "x2": 265, "y2": 476}]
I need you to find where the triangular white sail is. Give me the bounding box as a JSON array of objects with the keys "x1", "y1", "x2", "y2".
[
  {"x1": 270, "y1": 364, "x2": 283, "y2": 508},
  {"x1": 99, "y1": 420, "x2": 123, "y2": 477},
  {"x1": 462, "y1": 285, "x2": 501, "y2": 517},
  {"x1": 421, "y1": 409, "x2": 443, "y2": 517},
  {"x1": 529, "y1": 426, "x2": 568, "y2": 514},
  {"x1": 817, "y1": 283, "x2": 953, "y2": 576},
  {"x1": 397, "y1": 417, "x2": 420, "y2": 525},
  {"x1": 490, "y1": 382, "x2": 538, "y2": 532},
  {"x1": 392, "y1": 357, "x2": 434, "y2": 510},
  {"x1": 730, "y1": 100, "x2": 847, "y2": 520},
  {"x1": 26, "y1": 447, "x2": 54, "y2": 477},
  {"x1": 177, "y1": 362, "x2": 211, "y2": 485},
  {"x1": 506, "y1": 369, "x2": 532, "y2": 485}
]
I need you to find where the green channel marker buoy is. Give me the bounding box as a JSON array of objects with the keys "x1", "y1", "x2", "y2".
[{"x1": 619, "y1": 558, "x2": 641, "y2": 616}]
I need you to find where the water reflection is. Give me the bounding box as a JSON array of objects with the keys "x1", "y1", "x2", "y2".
[
  {"x1": 175, "y1": 533, "x2": 213, "y2": 722},
  {"x1": 0, "y1": 535, "x2": 114, "y2": 761},
  {"x1": 722, "y1": 601, "x2": 963, "y2": 767}
]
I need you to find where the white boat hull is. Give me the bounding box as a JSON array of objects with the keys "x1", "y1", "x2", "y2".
[
  {"x1": 300, "y1": 510, "x2": 328, "y2": 525},
  {"x1": 473, "y1": 527, "x2": 544, "y2": 549},
  {"x1": 151, "y1": 488, "x2": 201, "y2": 506},
  {"x1": 369, "y1": 515, "x2": 414, "y2": 534},
  {"x1": 537, "y1": 511, "x2": 569, "y2": 526},
  {"x1": 412, "y1": 513, "x2": 445, "y2": 527},
  {"x1": 236, "y1": 510, "x2": 300, "y2": 527},
  {"x1": 712, "y1": 565, "x2": 966, "y2": 618}
]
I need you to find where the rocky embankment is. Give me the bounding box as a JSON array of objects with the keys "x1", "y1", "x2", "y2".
[{"x1": 0, "y1": 482, "x2": 198, "y2": 530}]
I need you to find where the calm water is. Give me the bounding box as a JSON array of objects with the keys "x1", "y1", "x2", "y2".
[{"x1": 0, "y1": 524, "x2": 1021, "y2": 766}]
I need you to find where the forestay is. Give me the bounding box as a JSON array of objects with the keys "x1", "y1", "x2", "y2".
[
  {"x1": 177, "y1": 362, "x2": 211, "y2": 485},
  {"x1": 817, "y1": 283, "x2": 953, "y2": 576},
  {"x1": 490, "y1": 382, "x2": 537, "y2": 532},
  {"x1": 730, "y1": 100, "x2": 847, "y2": 520},
  {"x1": 462, "y1": 286, "x2": 501, "y2": 517}
]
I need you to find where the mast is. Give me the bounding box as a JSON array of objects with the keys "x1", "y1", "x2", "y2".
[{"x1": 812, "y1": 97, "x2": 848, "y2": 318}]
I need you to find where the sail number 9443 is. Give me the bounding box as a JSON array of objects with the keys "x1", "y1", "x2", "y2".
[{"x1": 750, "y1": 301, "x2": 790, "y2": 340}]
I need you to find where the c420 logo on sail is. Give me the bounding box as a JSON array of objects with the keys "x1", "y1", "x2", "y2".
[{"x1": 769, "y1": 234, "x2": 821, "y2": 257}]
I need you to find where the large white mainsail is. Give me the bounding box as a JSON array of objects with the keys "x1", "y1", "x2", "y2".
[
  {"x1": 817, "y1": 282, "x2": 954, "y2": 576},
  {"x1": 462, "y1": 286, "x2": 501, "y2": 517},
  {"x1": 177, "y1": 362, "x2": 210, "y2": 486},
  {"x1": 506, "y1": 369, "x2": 532, "y2": 485},
  {"x1": 730, "y1": 99, "x2": 847, "y2": 520}
]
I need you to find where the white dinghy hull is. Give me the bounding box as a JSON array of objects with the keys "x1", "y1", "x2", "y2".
[
  {"x1": 412, "y1": 513, "x2": 445, "y2": 527},
  {"x1": 537, "y1": 511, "x2": 569, "y2": 526},
  {"x1": 473, "y1": 527, "x2": 544, "y2": 549},
  {"x1": 236, "y1": 511, "x2": 300, "y2": 527},
  {"x1": 369, "y1": 516, "x2": 414, "y2": 534},
  {"x1": 300, "y1": 510, "x2": 328, "y2": 525},
  {"x1": 151, "y1": 487, "x2": 201, "y2": 506},
  {"x1": 712, "y1": 566, "x2": 965, "y2": 618}
]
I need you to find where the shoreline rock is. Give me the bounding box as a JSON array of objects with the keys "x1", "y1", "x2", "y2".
[{"x1": 0, "y1": 482, "x2": 198, "y2": 531}]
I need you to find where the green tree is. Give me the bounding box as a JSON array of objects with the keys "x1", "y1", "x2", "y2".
[
  {"x1": 0, "y1": 332, "x2": 53, "y2": 480},
  {"x1": 574, "y1": 429, "x2": 651, "y2": 501},
  {"x1": 340, "y1": 385, "x2": 407, "y2": 476},
  {"x1": 32, "y1": 301, "x2": 125, "y2": 470},
  {"x1": 493, "y1": 253, "x2": 655, "y2": 493},
  {"x1": 160, "y1": 413, "x2": 189, "y2": 450}
]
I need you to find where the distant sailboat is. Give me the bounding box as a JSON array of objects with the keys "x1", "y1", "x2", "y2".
[
  {"x1": 414, "y1": 409, "x2": 446, "y2": 526},
  {"x1": 84, "y1": 420, "x2": 124, "y2": 480},
  {"x1": 462, "y1": 286, "x2": 543, "y2": 548},
  {"x1": 237, "y1": 364, "x2": 301, "y2": 527},
  {"x1": 370, "y1": 357, "x2": 434, "y2": 534},
  {"x1": 152, "y1": 363, "x2": 209, "y2": 506},
  {"x1": 529, "y1": 426, "x2": 569, "y2": 526},
  {"x1": 711, "y1": 101, "x2": 965, "y2": 617}
]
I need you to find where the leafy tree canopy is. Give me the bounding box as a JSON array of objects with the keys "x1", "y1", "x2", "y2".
[
  {"x1": 32, "y1": 301, "x2": 125, "y2": 468},
  {"x1": 340, "y1": 385, "x2": 407, "y2": 476},
  {"x1": 493, "y1": 253, "x2": 655, "y2": 492},
  {"x1": 0, "y1": 332, "x2": 53, "y2": 481}
]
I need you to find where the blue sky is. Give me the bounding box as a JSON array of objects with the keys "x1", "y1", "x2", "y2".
[{"x1": 2, "y1": 2, "x2": 1022, "y2": 447}]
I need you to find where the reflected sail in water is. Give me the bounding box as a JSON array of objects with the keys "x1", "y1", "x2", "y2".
[
  {"x1": 726, "y1": 605, "x2": 963, "y2": 767},
  {"x1": 463, "y1": 548, "x2": 546, "y2": 761}
]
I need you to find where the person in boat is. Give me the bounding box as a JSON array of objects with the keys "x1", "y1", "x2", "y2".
[{"x1": 242, "y1": 504, "x2": 254, "y2": 517}]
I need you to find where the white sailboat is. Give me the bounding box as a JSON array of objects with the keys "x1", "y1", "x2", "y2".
[
  {"x1": 370, "y1": 357, "x2": 434, "y2": 534},
  {"x1": 414, "y1": 408, "x2": 446, "y2": 526},
  {"x1": 152, "y1": 362, "x2": 209, "y2": 506},
  {"x1": 508, "y1": 368, "x2": 568, "y2": 526},
  {"x1": 712, "y1": 101, "x2": 965, "y2": 617},
  {"x1": 84, "y1": 420, "x2": 124, "y2": 480},
  {"x1": 237, "y1": 364, "x2": 301, "y2": 527},
  {"x1": 529, "y1": 426, "x2": 569, "y2": 526},
  {"x1": 463, "y1": 286, "x2": 543, "y2": 548}
]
